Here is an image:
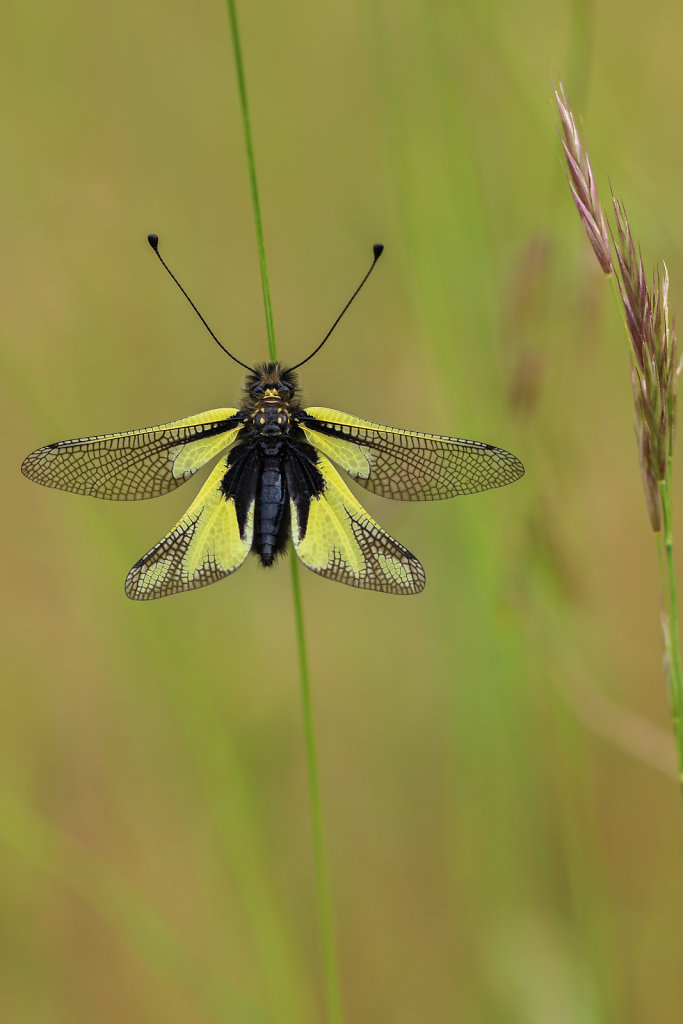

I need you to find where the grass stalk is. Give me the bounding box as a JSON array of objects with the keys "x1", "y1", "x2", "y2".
[
  {"x1": 659, "y1": 473, "x2": 683, "y2": 782},
  {"x1": 224, "y1": 0, "x2": 276, "y2": 362},
  {"x1": 289, "y1": 556, "x2": 343, "y2": 1024},
  {"x1": 555, "y1": 82, "x2": 683, "y2": 795},
  {"x1": 224, "y1": 1, "x2": 344, "y2": 1018}
]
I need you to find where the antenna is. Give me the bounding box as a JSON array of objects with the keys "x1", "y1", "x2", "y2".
[
  {"x1": 147, "y1": 234, "x2": 252, "y2": 371},
  {"x1": 289, "y1": 244, "x2": 384, "y2": 371}
]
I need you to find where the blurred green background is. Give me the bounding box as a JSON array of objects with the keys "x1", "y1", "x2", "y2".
[{"x1": 3, "y1": 1, "x2": 683, "y2": 1021}]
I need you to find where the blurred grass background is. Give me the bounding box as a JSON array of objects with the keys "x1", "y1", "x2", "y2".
[{"x1": 3, "y1": 0, "x2": 683, "y2": 1021}]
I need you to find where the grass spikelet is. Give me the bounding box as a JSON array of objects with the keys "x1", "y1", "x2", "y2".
[
  {"x1": 554, "y1": 83, "x2": 612, "y2": 275},
  {"x1": 610, "y1": 195, "x2": 678, "y2": 530},
  {"x1": 555, "y1": 82, "x2": 683, "y2": 793}
]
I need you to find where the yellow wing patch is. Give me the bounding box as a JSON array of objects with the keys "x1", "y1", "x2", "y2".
[
  {"x1": 21, "y1": 409, "x2": 242, "y2": 500},
  {"x1": 290, "y1": 453, "x2": 425, "y2": 594},
  {"x1": 301, "y1": 407, "x2": 524, "y2": 500},
  {"x1": 125, "y1": 458, "x2": 254, "y2": 600}
]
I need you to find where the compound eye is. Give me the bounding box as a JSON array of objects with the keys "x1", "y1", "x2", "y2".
[
  {"x1": 277, "y1": 382, "x2": 290, "y2": 395},
  {"x1": 252, "y1": 383, "x2": 265, "y2": 397}
]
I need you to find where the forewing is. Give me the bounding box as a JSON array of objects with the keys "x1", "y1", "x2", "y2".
[
  {"x1": 125, "y1": 445, "x2": 258, "y2": 600},
  {"x1": 21, "y1": 409, "x2": 244, "y2": 500},
  {"x1": 299, "y1": 407, "x2": 524, "y2": 500},
  {"x1": 286, "y1": 448, "x2": 425, "y2": 595}
]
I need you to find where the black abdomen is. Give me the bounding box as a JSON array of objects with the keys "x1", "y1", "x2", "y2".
[{"x1": 254, "y1": 454, "x2": 289, "y2": 566}]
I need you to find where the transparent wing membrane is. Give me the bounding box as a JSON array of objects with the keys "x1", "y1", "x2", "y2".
[
  {"x1": 21, "y1": 409, "x2": 243, "y2": 500},
  {"x1": 300, "y1": 407, "x2": 524, "y2": 500}
]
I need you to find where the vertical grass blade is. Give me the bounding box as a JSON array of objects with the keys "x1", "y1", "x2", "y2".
[
  {"x1": 659, "y1": 475, "x2": 683, "y2": 783},
  {"x1": 223, "y1": 1, "x2": 344, "y2": 1018},
  {"x1": 224, "y1": 0, "x2": 276, "y2": 362},
  {"x1": 289, "y1": 555, "x2": 343, "y2": 1024}
]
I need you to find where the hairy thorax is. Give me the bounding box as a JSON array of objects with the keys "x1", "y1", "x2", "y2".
[
  {"x1": 251, "y1": 399, "x2": 292, "y2": 435},
  {"x1": 241, "y1": 363, "x2": 303, "y2": 451}
]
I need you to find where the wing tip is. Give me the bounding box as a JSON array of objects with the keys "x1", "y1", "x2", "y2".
[
  {"x1": 480, "y1": 447, "x2": 525, "y2": 491},
  {"x1": 124, "y1": 568, "x2": 145, "y2": 601},
  {"x1": 507, "y1": 452, "x2": 525, "y2": 483},
  {"x1": 20, "y1": 456, "x2": 34, "y2": 481},
  {"x1": 20, "y1": 449, "x2": 43, "y2": 481},
  {"x1": 406, "y1": 554, "x2": 426, "y2": 595}
]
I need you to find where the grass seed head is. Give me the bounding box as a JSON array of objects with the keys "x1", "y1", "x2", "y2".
[
  {"x1": 614, "y1": 200, "x2": 678, "y2": 528},
  {"x1": 554, "y1": 84, "x2": 612, "y2": 275},
  {"x1": 556, "y1": 82, "x2": 679, "y2": 532}
]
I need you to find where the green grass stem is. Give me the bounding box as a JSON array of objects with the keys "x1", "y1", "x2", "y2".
[
  {"x1": 224, "y1": 2, "x2": 344, "y2": 1019},
  {"x1": 289, "y1": 556, "x2": 343, "y2": 1024},
  {"x1": 606, "y1": 274, "x2": 683, "y2": 793},
  {"x1": 224, "y1": 0, "x2": 276, "y2": 362},
  {"x1": 658, "y1": 473, "x2": 683, "y2": 787}
]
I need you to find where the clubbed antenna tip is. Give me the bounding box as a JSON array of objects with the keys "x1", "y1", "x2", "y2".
[
  {"x1": 144, "y1": 233, "x2": 251, "y2": 371},
  {"x1": 289, "y1": 244, "x2": 385, "y2": 371}
]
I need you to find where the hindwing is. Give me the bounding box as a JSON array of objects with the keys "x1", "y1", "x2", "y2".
[
  {"x1": 286, "y1": 446, "x2": 425, "y2": 595},
  {"x1": 21, "y1": 409, "x2": 244, "y2": 500},
  {"x1": 125, "y1": 444, "x2": 258, "y2": 600},
  {"x1": 299, "y1": 407, "x2": 524, "y2": 500}
]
